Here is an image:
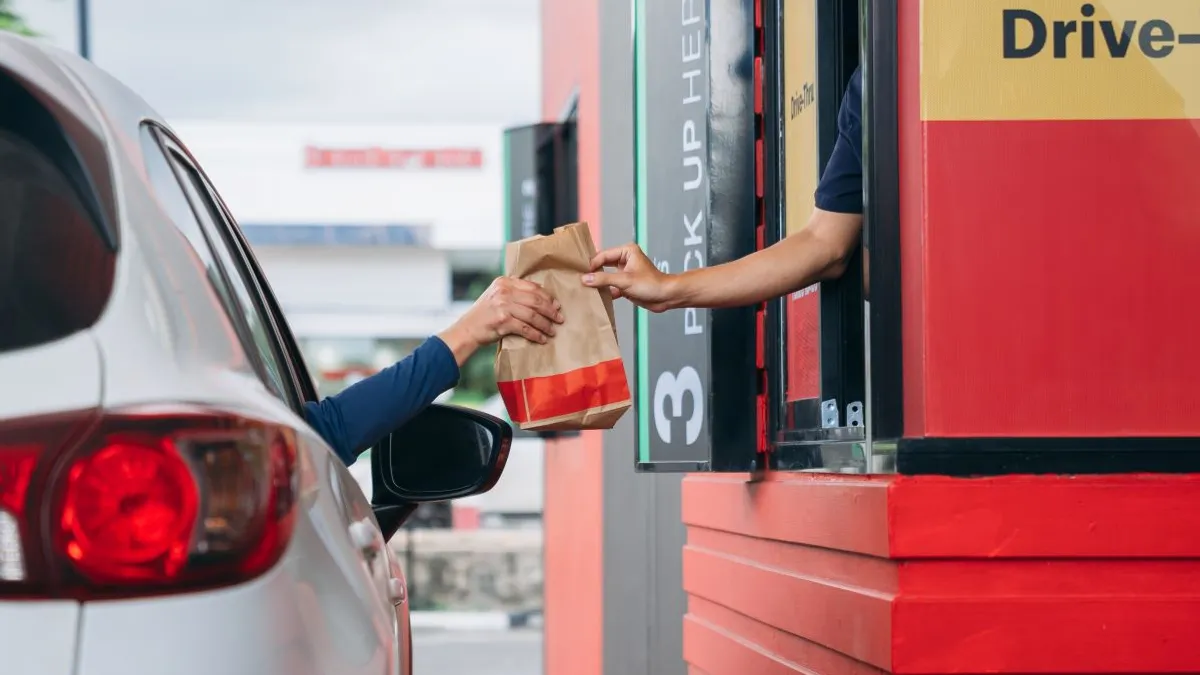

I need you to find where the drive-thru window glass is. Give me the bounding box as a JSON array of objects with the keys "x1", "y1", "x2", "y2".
[{"x1": 771, "y1": 0, "x2": 866, "y2": 472}]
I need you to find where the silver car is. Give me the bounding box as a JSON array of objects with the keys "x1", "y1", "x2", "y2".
[{"x1": 0, "y1": 34, "x2": 512, "y2": 675}]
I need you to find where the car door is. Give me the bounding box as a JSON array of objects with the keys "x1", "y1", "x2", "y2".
[
  {"x1": 214, "y1": 188, "x2": 411, "y2": 674},
  {"x1": 197, "y1": 166, "x2": 395, "y2": 602},
  {"x1": 221, "y1": 226, "x2": 413, "y2": 675},
  {"x1": 160, "y1": 126, "x2": 407, "y2": 618},
  {"x1": 148, "y1": 126, "x2": 406, "y2": 672}
]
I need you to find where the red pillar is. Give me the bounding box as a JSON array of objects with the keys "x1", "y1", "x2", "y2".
[{"x1": 540, "y1": 1, "x2": 603, "y2": 674}]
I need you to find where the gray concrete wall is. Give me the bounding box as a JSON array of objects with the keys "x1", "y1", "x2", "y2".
[
  {"x1": 392, "y1": 529, "x2": 541, "y2": 612},
  {"x1": 598, "y1": 0, "x2": 688, "y2": 673}
]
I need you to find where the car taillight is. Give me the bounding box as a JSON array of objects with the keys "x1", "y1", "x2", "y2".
[
  {"x1": 0, "y1": 445, "x2": 40, "y2": 583},
  {"x1": 0, "y1": 406, "x2": 298, "y2": 598},
  {"x1": 59, "y1": 434, "x2": 200, "y2": 581}
]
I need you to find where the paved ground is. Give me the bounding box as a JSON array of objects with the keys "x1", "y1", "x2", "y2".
[{"x1": 412, "y1": 628, "x2": 542, "y2": 675}]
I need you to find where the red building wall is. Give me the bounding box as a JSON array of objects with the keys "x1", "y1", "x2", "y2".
[
  {"x1": 906, "y1": 0, "x2": 1200, "y2": 438},
  {"x1": 541, "y1": 1, "x2": 603, "y2": 675}
]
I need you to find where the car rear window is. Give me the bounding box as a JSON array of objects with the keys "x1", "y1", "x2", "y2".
[{"x1": 0, "y1": 127, "x2": 115, "y2": 352}]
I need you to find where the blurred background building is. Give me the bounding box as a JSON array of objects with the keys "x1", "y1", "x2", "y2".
[{"x1": 174, "y1": 122, "x2": 504, "y2": 404}]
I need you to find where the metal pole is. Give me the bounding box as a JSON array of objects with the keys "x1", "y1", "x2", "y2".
[{"x1": 77, "y1": 0, "x2": 90, "y2": 59}]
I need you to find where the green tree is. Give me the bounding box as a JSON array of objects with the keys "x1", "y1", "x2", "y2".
[{"x1": 0, "y1": 0, "x2": 37, "y2": 36}]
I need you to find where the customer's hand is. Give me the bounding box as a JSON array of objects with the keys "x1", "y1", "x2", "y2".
[
  {"x1": 438, "y1": 277, "x2": 564, "y2": 365},
  {"x1": 582, "y1": 243, "x2": 675, "y2": 312}
]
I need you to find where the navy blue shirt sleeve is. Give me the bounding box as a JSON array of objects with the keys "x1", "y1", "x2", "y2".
[
  {"x1": 303, "y1": 336, "x2": 461, "y2": 466},
  {"x1": 814, "y1": 66, "x2": 864, "y2": 215}
]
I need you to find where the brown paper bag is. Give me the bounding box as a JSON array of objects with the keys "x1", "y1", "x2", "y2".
[{"x1": 495, "y1": 222, "x2": 632, "y2": 431}]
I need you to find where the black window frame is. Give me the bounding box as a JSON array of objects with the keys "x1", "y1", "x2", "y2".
[
  {"x1": 862, "y1": 0, "x2": 903, "y2": 448},
  {"x1": 168, "y1": 133, "x2": 320, "y2": 407},
  {"x1": 136, "y1": 125, "x2": 253, "y2": 363},
  {"x1": 222, "y1": 205, "x2": 320, "y2": 406},
  {"x1": 145, "y1": 124, "x2": 312, "y2": 412}
]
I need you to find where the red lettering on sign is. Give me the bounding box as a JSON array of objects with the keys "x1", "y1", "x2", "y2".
[{"x1": 303, "y1": 146, "x2": 484, "y2": 169}]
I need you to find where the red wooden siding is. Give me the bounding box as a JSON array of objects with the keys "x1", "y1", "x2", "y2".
[{"x1": 681, "y1": 472, "x2": 1200, "y2": 674}]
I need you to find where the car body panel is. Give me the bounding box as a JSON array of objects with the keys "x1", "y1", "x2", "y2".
[
  {"x1": 0, "y1": 601, "x2": 79, "y2": 675},
  {"x1": 0, "y1": 332, "x2": 101, "y2": 418}
]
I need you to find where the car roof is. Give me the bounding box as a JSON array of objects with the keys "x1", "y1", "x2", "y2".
[
  {"x1": 0, "y1": 32, "x2": 183, "y2": 248},
  {"x1": 0, "y1": 32, "x2": 166, "y2": 135}
]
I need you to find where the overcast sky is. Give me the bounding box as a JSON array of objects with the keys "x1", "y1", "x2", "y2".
[{"x1": 11, "y1": 0, "x2": 542, "y2": 124}]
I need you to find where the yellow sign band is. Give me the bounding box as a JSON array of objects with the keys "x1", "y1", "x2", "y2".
[{"x1": 921, "y1": 0, "x2": 1200, "y2": 121}]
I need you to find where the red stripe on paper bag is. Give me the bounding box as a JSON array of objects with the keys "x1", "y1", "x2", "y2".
[{"x1": 498, "y1": 358, "x2": 630, "y2": 424}]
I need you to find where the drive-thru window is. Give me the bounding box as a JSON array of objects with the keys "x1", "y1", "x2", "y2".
[
  {"x1": 631, "y1": 0, "x2": 872, "y2": 474},
  {"x1": 627, "y1": 0, "x2": 1200, "y2": 477}
]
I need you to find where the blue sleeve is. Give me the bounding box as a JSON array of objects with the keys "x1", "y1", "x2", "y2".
[
  {"x1": 303, "y1": 336, "x2": 461, "y2": 466},
  {"x1": 814, "y1": 66, "x2": 864, "y2": 215}
]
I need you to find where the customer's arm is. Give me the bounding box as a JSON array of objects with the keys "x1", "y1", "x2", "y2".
[
  {"x1": 304, "y1": 336, "x2": 460, "y2": 465},
  {"x1": 304, "y1": 276, "x2": 564, "y2": 465}
]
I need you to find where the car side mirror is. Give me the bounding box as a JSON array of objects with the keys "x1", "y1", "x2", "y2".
[{"x1": 371, "y1": 404, "x2": 511, "y2": 506}]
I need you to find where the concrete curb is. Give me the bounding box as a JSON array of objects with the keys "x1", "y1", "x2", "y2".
[{"x1": 410, "y1": 610, "x2": 544, "y2": 631}]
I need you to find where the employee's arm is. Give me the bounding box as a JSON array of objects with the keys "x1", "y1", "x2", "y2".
[
  {"x1": 584, "y1": 209, "x2": 861, "y2": 311},
  {"x1": 585, "y1": 66, "x2": 865, "y2": 311},
  {"x1": 680, "y1": 210, "x2": 861, "y2": 309},
  {"x1": 304, "y1": 277, "x2": 564, "y2": 465}
]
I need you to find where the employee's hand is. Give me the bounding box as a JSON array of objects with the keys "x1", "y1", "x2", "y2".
[
  {"x1": 582, "y1": 243, "x2": 675, "y2": 313},
  {"x1": 438, "y1": 277, "x2": 564, "y2": 365}
]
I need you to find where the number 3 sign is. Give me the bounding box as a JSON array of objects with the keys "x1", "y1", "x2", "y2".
[{"x1": 653, "y1": 367, "x2": 705, "y2": 445}]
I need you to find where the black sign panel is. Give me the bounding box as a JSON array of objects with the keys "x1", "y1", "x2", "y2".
[
  {"x1": 633, "y1": 0, "x2": 758, "y2": 471},
  {"x1": 502, "y1": 123, "x2": 581, "y2": 440},
  {"x1": 503, "y1": 122, "x2": 578, "y2": 251},
  {"x1": 504, "y1": 124, "x2": 551, "y2": 247}
]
